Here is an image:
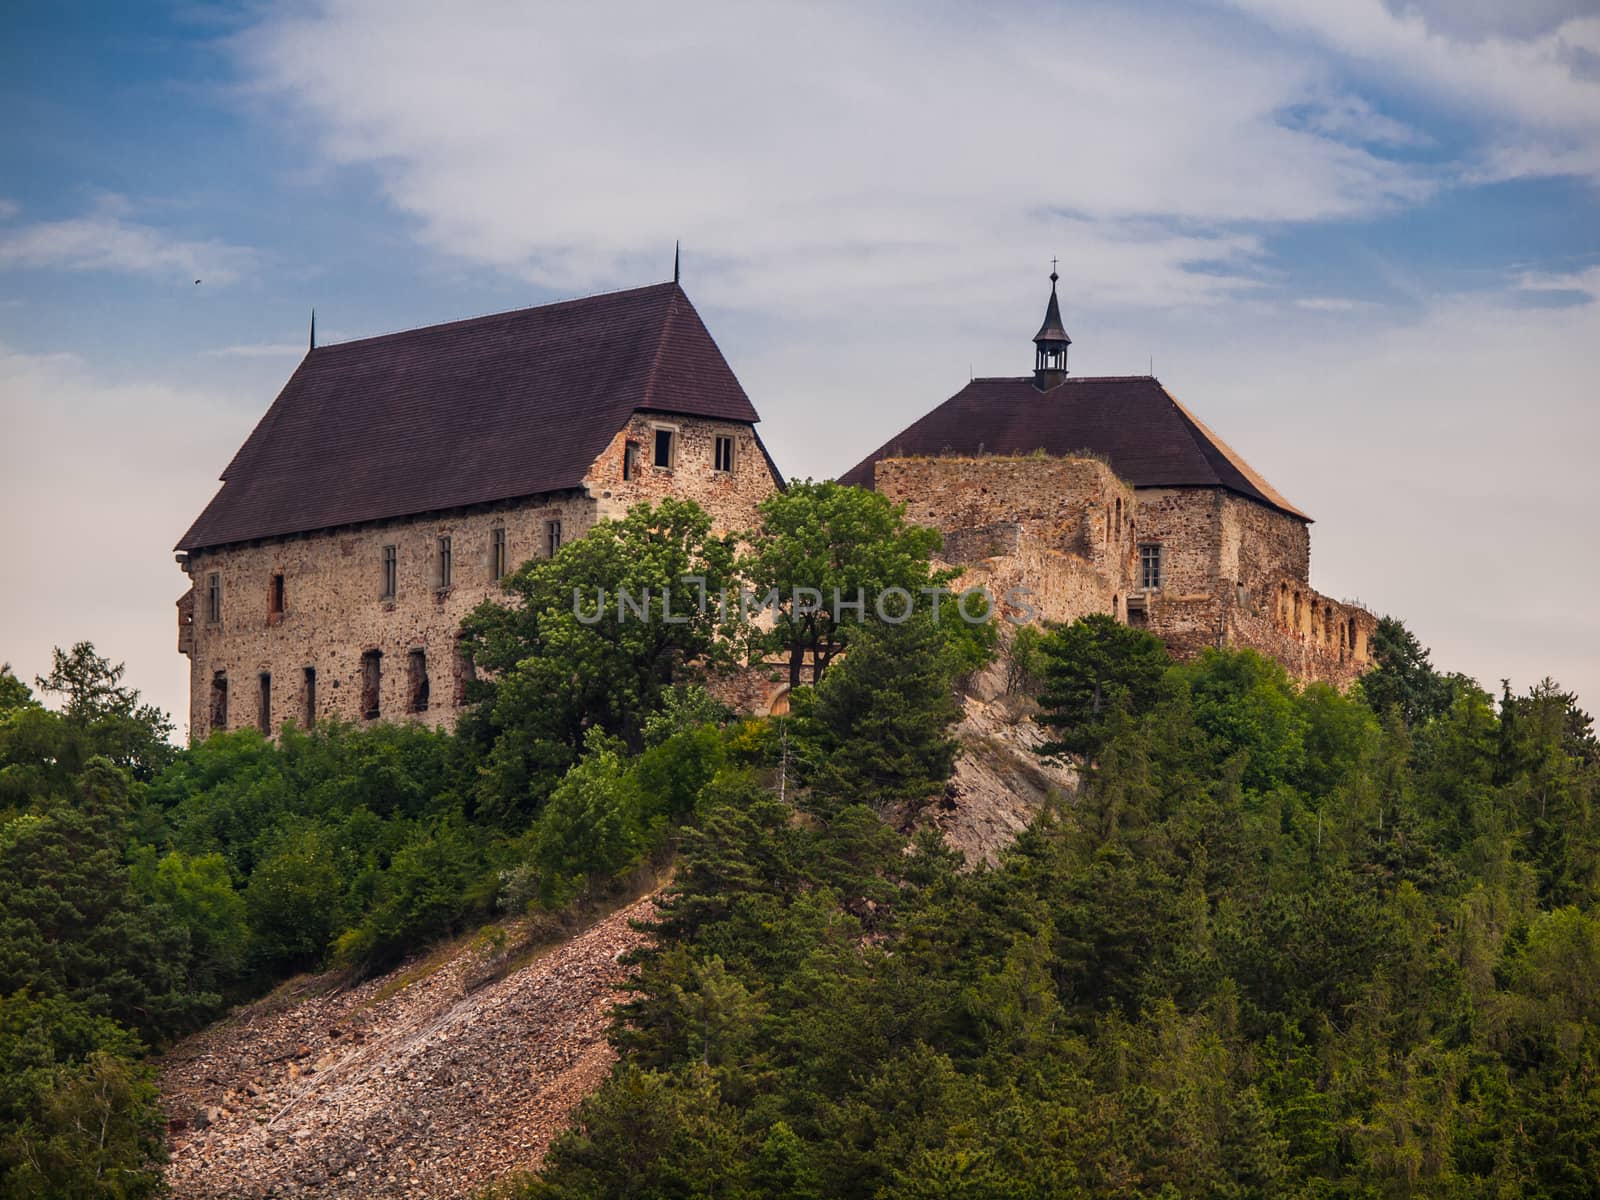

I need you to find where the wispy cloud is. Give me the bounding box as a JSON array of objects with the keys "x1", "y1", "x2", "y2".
[
  {"x1": 0, "y1": 198, "x2": 19, "y2": 221},
  {"x1": 1221, "y1": 1, "x2": 1600, "y2": 182},
  {"x1": 0, "y1": 199, "x2": 255, "y2": 283},
  {"x1": 202, "y1": 341, "x2": 306, "y2": 358},
  {"x1": 231, "y1": 0, "x2": 1434, "y2": 312}
]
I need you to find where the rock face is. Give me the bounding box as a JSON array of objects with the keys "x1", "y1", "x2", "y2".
[
  {"x1": 886, "y1": 686, "x2": 1079, "y2": 867},
  {"x1": 160, "y1": 895, "x2": 655, "y2": 1199}
]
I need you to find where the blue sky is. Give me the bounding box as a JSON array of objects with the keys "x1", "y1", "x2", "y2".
[{"x1": 3, "y1": 0, "x2": 1599, "y2": 729}]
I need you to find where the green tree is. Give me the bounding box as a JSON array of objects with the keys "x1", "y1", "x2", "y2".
[
  {"x1": 738, "y1": 480, "x2": 949, "y2": 687},
  {"x1": 461, "y1": 498, "x2": 736, "y2": 820},
  {"x1": 34, "y1": 643, "x2": 174, "y2": 781},
  {"x1": 1357, "y1": 616, "x2": 1454, "y2": 728},
  {"x1": 0, "y1": 992, "x2": 164, "y2": 1200},
  {"x1": 1036, "y1": 613, "x2": 1170, "y2": 760},
  {"x1": 791, "y1": 615, "x2": 962, "y2": 808}
]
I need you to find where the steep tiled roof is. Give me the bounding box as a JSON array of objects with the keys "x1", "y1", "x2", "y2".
[
  {"x1": 837, "y1": 375, "x2": 1308, "y2": 520},
  {"x1": 178, "y1": 283, "x2": 762, "y2": 551}
]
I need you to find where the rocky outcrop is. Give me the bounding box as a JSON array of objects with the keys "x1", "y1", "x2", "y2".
[
  {"x1": 160, "y1": 894, "x2": 655, "y2": 1199},
  {"x1": 888, "y1": 687, "x2": 1078, "y2": 866}
]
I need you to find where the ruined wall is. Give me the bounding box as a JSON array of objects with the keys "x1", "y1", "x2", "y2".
[
  {"x1": 874, "y1": 455, "x2": 1136, "y2": 584},
  {"x1": 178, "y1": 417, "x2": 783, "y2": 741},
  {"x1": 871, "y1": 462, "x2": 1373, "y2": 689},
  {"x1": 943, "y1": 529, "x2": 1120, "y2": 627}
]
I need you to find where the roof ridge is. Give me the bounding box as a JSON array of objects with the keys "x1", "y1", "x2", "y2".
[{"x1": 309, "y1": 280, "x2": 678, "y2": 353}]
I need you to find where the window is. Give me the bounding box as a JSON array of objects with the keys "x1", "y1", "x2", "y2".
[
  {"x1": 381, "y1": 545, "x2": 398, "y2": 600},
  {"x1": 437, "y1": 536, "x2": 453, "y2": 589},
  {"x1": 269, "y1": 572, "x2": 285, "y2": 623},
  {"x1": 361, "y1": 650, "x2": 382, "y2": 719},
  {"x1": 1139, "y1": 544, "x2": 1163, "y2": 591},
  {"x1": 210, "y1": 671, "x2": 228, "y2": 730},
  {"x1": 713, "y1": 434, "x2": 734, "y2": 473},
  {"x1": 407, "y1": 649, "x2": 430, "y2": 713},
  {"x1": 623, "y1": 441, "x2": 640, "y2": 481},
  {"x1": 547, "y1": 519, "x2": 562, "y2": 557},
  {"x1": 491, "y1": 527, "x2": 507, "y2": 580},
  {"x1": 303, "y1": 666, "x2": 317, "y2": 728},
  {"x1": 258, "y1": 673, "x2": 272, "y2": 735},
  {"x1": 206, "y1": 573, "x2": 222, "y2": 623},
  {"x1": 653, "y1": 427, "x2": 676, "y2": 468}
]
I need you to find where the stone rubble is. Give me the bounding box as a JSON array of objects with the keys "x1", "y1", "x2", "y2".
[{"x1": 159, "y1": 894, "x2": 656, "y2": 1199}]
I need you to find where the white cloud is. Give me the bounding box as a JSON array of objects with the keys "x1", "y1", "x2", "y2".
[
  {"x1": 231, "y1": 0, "x2": 1434, "y2": 309},
  {"x1": 0, "y1": 199, "x2": 255, "y2": 284},
  {"x1": 203, "y1": 341, "x2": 307, "y2": 358},
  {"x1": 0, "y1": 345, "x2": 255, "y2": 736},
  {"x1": 1221, "y1": 0, "x2": 1600, "y2": 181},
  {"x1": 0, "y1": 198, "x2": 18, "y2": 221}
]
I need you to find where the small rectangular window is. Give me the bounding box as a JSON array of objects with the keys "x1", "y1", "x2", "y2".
[
  {"x1": 653, "y1": 428, "x2": 675, "y2": 469},
  {"x1": 303, "y1": 666, "x2": 317, "y2": 728},
  {"x1": 269, "y1": 572, "x2": 285, "y2": 622},
  {"x1": 491, "y1": 527, "x2": 507, "y2": 580},
  {"x1": 258, "y1": 673, "x2": 272, "y2": 735},
  {"x1": 623, "y1": 441, "x2": 640, "y2": 481},
  {"x1": 546, "y1": 519, "x2": 562, "y2": 558},
  {"x1": 206, "y1": 573, "x2": 222, "y2": 623},
  {"x1": 381, "y1": 545, "x2": 398, "y2": 599},
  {"x1": 210, "y1": 671, "x2": 228, "y2": 731},
  {"x1": 437, "y1": 536, "x2": 453, "y2": 589},
  {"x1": 361, "y1": 650, "x2": 382, "y2": 720},
  {"x1": 714, "y1": 435, "x2": 734, "y2": 473},
  {"x1": 407, "y1": 649, "x2": 430, "y2": 713},
  {"x1": 1140, "y1": 544, "x2": 1163, "y2": 591}
]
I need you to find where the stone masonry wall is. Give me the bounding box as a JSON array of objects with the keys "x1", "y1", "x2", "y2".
[
  {"x1": 865, "y1": 459, "x2": 1374, "y2": 690},
  {"x1": 585, "y1": 414, "x2": 778, "y2": 535},
  {"x1": 180, "y1": 493, "x2": 596, "y2": 741},
  {"x1": 178, "y1": 415, "x2": 781, "y2": 741},
  {"x1": 874, "y1": 455, "x2": 1136, "y2": 584}
]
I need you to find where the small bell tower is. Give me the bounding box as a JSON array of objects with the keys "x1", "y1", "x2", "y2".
[{"x1": 1032, "y1": 262, "x2": 1072, "y2": 390}]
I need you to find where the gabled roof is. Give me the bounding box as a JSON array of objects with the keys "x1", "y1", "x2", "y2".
[
  {"x1": 177, "y1": 283, "x2": 762, "y2": 551},
  {"x1": 837, "y1": 375, "x2": 1308, "y2": 520}
]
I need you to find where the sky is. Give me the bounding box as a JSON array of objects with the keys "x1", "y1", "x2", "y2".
[{"x1": 2, "y1": 0, "x2": 1598, "y2": 734}]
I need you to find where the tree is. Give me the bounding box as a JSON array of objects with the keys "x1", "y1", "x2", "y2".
[
  {"x1": 738, "y1": 480, "x2": 950, "y2": 688},
  {"x1": 0, "y1": 667, "x2": 35, "y2": 716},
  {"x1": 1357, "y1": 617, "x2": 1454, "y2": 728},
  {"x1": 461, "y1": 498, "x2": 736, "y2": 820},
  {"x1": 1036, "y1": 614, "x2": 1170, "y2": 760},
  {"x1": 791, "y1": 615, "x2": 962, "y2": 808},
  {"x1": 29, "y1": 643, "x2": 174, "y2": 782}
]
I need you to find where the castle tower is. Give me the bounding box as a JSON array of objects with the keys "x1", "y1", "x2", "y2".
[{"x1": 1032, "y1": 264, "x2": 1072, "y2": 391}]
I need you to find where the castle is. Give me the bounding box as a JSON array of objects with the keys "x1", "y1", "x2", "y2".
[{"x1": 176, "y1": 271, "x2": 1373, "y2": 738}]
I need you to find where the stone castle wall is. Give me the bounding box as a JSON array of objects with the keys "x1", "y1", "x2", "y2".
[
  {"x1": 874, "y1": 455, "x2": 1137, "y2": 584},
  {"x1": 869, "y1": 455, "x2": 1374, "y2": 689},
  {"x1": 178, "y1": 415, "x2": 780, "y2": 741}
]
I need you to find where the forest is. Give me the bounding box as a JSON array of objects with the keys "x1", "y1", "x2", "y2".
[{"x1": 2, "y1": 486, "x2": 1596, "y2": 1198}]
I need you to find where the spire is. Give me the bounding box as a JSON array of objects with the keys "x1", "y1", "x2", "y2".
[
  {"x1": 309, "y1": 308, "x2": 316, "y2": 352},
  {"x1": 673, "y1": 241, "x2": 680, "y2": 285},
  {"x1": 1032, "y1": 261, "x2": 1071, "y2": 390}
]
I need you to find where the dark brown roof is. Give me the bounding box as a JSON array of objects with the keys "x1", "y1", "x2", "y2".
[
  {"x1": 178, "y1": 283, "x2": 763, "y2": 551},
  {"x1": 837, "y1": 375, "x2": 1308, "y2": 520}
]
